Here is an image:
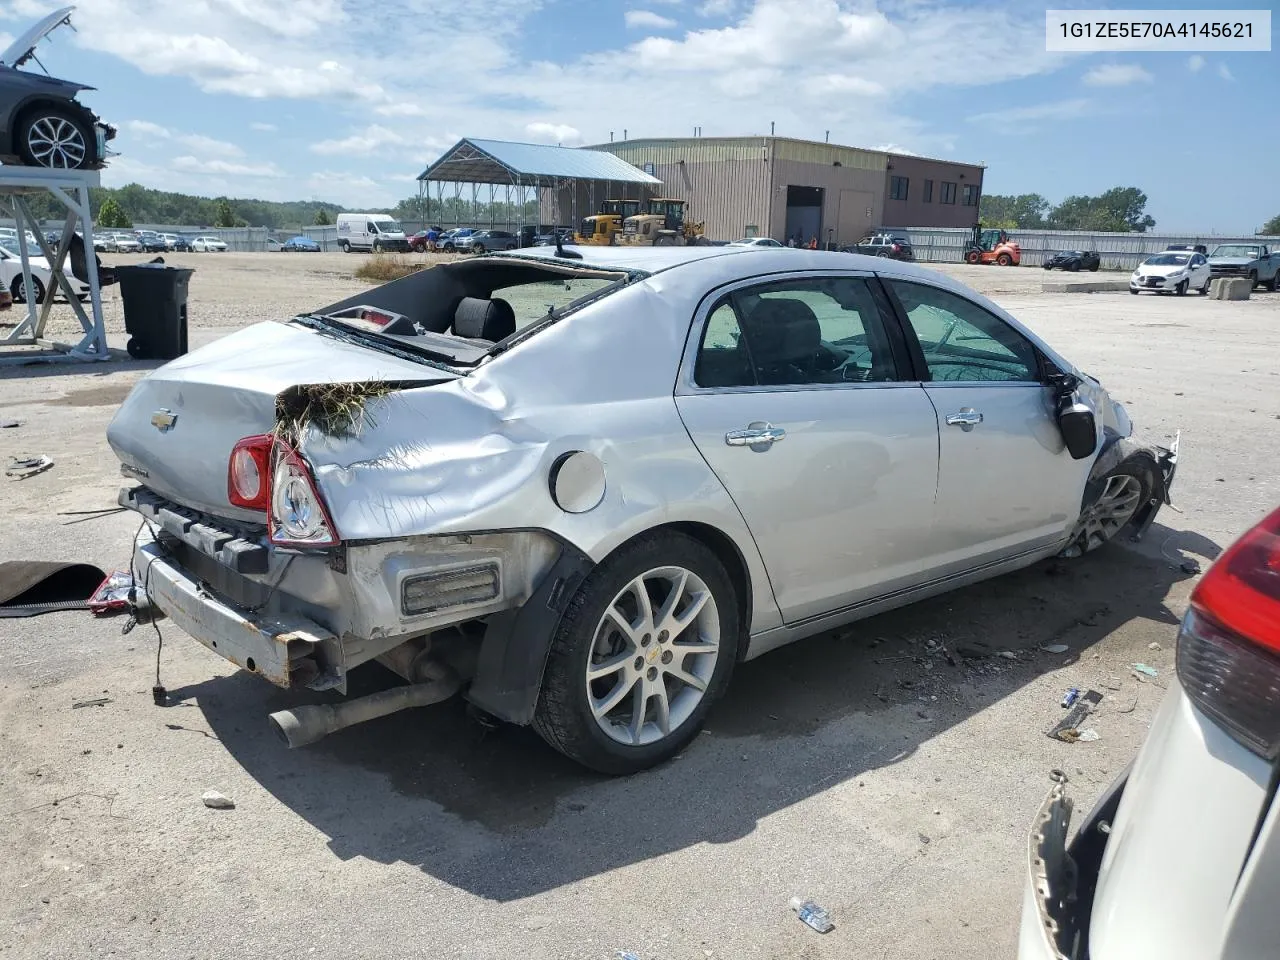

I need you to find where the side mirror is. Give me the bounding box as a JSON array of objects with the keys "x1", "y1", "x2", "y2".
[{"x1": 1058, "y1": 403, "x2": 1097, "y2": 460}]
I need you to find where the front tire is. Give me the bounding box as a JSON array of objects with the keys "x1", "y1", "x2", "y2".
[
  {"x1": 1069, "y1": 461, "x2": 1153, "y2": 556},
  {"x1": 1068, "y1": 261, "x2": 1080, "y2": 272},
  {"x1": 16, "y1": 107, "x2": 93, "y2": 169},
  {"x1": 965, "y1": 250, "x2": 981, "y2": 265},
  {"x1": 10, "y1": 274, "x2": 45, "y2": 304},
  {"x1": 1248, "y1": 270, "x2": 1258, "y2": 289},
  {"x1": 996, "y1": 253, "x2": 1013, "y2": 266},
  {"x1": 533, "y1": 531, "x2": 739, "y2": 775}
]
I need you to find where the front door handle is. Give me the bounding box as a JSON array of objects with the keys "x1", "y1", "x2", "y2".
[
  {"x1": 945, "y1": 408, "x2": 983, "y2": 431},
  {"x1": 725, "y1": 423, "x2": 786, "y2": 447}
]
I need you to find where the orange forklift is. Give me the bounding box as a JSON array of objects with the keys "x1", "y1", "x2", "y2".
[{"x1": 964, "y1": 227, "x2": 1021, "y2": 266}]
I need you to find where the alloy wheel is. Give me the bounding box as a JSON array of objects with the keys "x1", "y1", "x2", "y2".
[
  {"x1": 27, "y1": 116, "x2": 86, "y2": 169},
  {"x1": 585, "y1": 565, "x2": 720, "y2": 746},
  {"x1": 1079, "y1": 474, "x2": 1144, "y2": 551}
]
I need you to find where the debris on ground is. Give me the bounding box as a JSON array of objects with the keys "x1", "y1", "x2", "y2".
[
  {"x1": 1101, "y1": 677, "x2": 1123, "y2": 691},
  {"x1": 790, "y1": 898, "x2": 835, "y2": 933},
  {"x1": 201, "y1": 791, "x2": 235, "y2": 810},
  {"x1": 0, "y1": 419, "x2": 21, "y2": 428},
  {"x1": 87, "y1": 571, "x2": 135, "y2": 615},
  {"x1": 1148, "y1": 642, "x2": 1163, "y2": 651},
  {"x1": 1061, "y1": 687, "x2": 1080, "y2": 709},
  {"x1": 997, "y1": 651, "x2": 1018, "y2": 660},
  {"x1": 1041, "y1": 644, "x2": 1070, "y2": 654},
  {"x1": 71, "y1": 697, "x2": 111, "y2": 709},
  {"x1": 1077, "y1": 729, "x2": 1101, "y2": 742},
  {"x1": 1181, "y1": 559, "x2": 1202, "y2": 575},
  {"x1": 1131, "y1": 663, "x2": 1158, "y2": 678},
  {"x1": 1048, "y1": 690, "x2": 1103, "y2": 742},
  {"x1": 615, "y1": 952, "x2": 642, "y2": 960},
  {"x1": 5, "y1": 455, "x2": 53, "y2": 480}
]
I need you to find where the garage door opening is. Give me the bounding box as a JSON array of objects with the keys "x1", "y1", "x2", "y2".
[{"x1": 784, "y1": 185, "x2": 824, "y2": 247}]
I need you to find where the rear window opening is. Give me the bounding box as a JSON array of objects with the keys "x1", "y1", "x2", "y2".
[{"x1": 297, "y1": 257, "x2": 639, "y2": 369}]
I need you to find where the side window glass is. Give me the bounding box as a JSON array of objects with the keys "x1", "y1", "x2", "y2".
[
  {"x1": 733, "y1": 277, "x2": 898, "y2": 386},
  {"x1": 367, "y1": 222, "x2": 376, "y2": 232},
  {"x1": 694, "y1": 301, "x2": 754, "y2": 388},
  {"x1": 887, "y1": 280, "x2": 1038, "y2": 383}
]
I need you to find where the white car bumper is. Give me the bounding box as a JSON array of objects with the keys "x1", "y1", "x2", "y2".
[{"x1": 1018, "y1": 681, "x2": 1277, "y2": 960}]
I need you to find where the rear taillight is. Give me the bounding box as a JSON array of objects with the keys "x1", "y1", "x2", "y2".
[
  {"x1": 227, "y1": 435, "x2": 272, "y2": 511},
  {"x1": 267, "y1": 439, "x2": 339, "y2": 548},
  {"x1": 1177, "y1": 505, "x2": 1280, "y2": 758}
]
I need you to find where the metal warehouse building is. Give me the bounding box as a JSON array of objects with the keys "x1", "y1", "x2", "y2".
[{"x1": 547, "y1": 136, "x2": 985, "y2": 245}]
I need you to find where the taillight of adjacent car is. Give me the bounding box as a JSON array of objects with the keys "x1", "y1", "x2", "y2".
[
  {"x1": 1177, "y1": 505, "x2": 1280, "y2": 759},
  {"x1": 891, "y1": 243, "x2": 901, "y2": 253},
  {"x1": 227, "y1": 434, "x2": 339, "y2": 548}
]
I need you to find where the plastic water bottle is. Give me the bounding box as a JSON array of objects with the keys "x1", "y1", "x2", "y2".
[{"x1": 790, "y1": 897, "x2": 834, "y2": 933}]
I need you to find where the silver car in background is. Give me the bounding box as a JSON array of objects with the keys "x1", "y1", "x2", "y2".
[
  {"x1": 1020, "y1": 504, "x2": 1280, "y2": 960},
  {"x1": 106, "y1": 246, "x2": 1175, "y2": 774}
]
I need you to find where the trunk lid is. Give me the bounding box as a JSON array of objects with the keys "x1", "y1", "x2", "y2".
[{"x1": 106, "y1": 320, "x2": 453, "y2": 520}]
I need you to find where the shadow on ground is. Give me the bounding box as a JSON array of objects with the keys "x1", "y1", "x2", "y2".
[{"x1": 181, "y1": 525, "x2": 1213, "y2": 901}]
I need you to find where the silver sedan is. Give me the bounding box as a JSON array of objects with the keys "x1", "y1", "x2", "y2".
[{"x1": 107, "y1": 246, "x2": 1176, "y2": 774}]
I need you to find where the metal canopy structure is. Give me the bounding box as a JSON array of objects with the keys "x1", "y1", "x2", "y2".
[
  {"x1": 416, "y1": 138, "x2": 661, "y2": 233},
  {"x1": 0, "y1": 166, "x2": 107, "y2": 365}
]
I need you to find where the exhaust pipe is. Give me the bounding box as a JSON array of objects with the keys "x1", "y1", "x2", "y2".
[{"x1": 268, "y1": 663, "x2": 461, "y2": 749}]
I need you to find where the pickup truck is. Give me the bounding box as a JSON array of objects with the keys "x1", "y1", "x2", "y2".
[{"x1": 1207, "y1": 242, "x2": 1280, "y2": 290}]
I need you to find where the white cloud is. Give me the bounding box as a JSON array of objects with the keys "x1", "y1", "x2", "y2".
[
  {"x1": 871, "y1": 143, "x2": 920, "y2": 156},
  {"x1": 1082, "y1": 63, "x2": 1152, "y2": 87},
  {"x1": 524, "y1": 122, "x2": 583, "y2": 144},
  {"x1": 1218, "y1": 63, "x2": 1234, "y2": 81},
  {"x1": 625, "y1": 10, "x2": 677, "y2": 29},
  {"x1": 125, "y1": 120, "x2": 172, "y2": 139},
  {"x1": 968, "y1": 98, "x2": 1091, "y2": 134},
  {"x1": 1188, "y1": 54, "x2": 1205, "y2": 73},
  {"x1": 249, "y1": 122, "x2": 277, "y2": 132},
  {"x1": 171, "y1": 155, "x2": 283, "y2": 177},
  {"x1": 698, "y1": 0, "x2": 736, "y2": 15},
  {"x1": 310, "y1": 124, "x2": 424, "y2": 158},
  {"x1": 124, "y1": 120, "x2": 244, "y2": 155}
]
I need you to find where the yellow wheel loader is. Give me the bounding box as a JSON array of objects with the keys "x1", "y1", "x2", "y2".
[{"x1": 618, "y1": 198, "x2": 707, "y2": 246}]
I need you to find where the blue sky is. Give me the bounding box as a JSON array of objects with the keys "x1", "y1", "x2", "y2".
[{"x1": 0, "y1": 0, "x2": 1274, "y2": 231}]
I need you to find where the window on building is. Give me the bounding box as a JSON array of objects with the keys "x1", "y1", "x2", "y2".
[
  {"x1": 940, "y1": 181, "x2": 957, "y2": 205},
  {"x1": 922, "y1": 179, "x2": 933, "y2": 203},
  {"x1": 642, "y1": 162, "x2": 655, "y2": 175},
  {"x1": 889, "y1": 175, "x2": 909, "y2": 201},
  {"x1": 962, "y1": 184, "x2": 978, "y2": 206}
]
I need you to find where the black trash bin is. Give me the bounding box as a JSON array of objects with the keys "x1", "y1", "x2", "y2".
[{"x1": 115, "y1": 262, "x2": 194, "y2": 360}]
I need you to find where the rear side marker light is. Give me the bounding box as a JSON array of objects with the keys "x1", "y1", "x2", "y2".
[
  {"x1": 268, "y1": 439, "x2": 339, "y2": 549},
  {"x1": 1177, "y1": 505, "x2": 1280, "y2": 758},
  {"x1": 402, "y1": 564, "x2": 500, "y2": 616}
]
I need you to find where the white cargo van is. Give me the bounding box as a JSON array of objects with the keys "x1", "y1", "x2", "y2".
[{"x1": 335, "y1": 213, "x2": 408, "y2": 253}]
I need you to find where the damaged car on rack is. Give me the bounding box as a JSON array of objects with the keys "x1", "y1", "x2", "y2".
[
  {"x1": 0, "y1": 7, "x2": 116, "y2": 171},
  {"x1": 106, "y1": 244, "x2": 1177, "y2": 775}
]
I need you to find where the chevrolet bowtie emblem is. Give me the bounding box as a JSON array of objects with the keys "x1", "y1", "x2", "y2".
[{"x1": 151, "y1": 409, "x2": 177, "y2": 432}]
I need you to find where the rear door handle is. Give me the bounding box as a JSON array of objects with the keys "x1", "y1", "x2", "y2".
[
  {"x1": 945, "y1": 409, "x2": 983, "y2": 430},
  {"x1": 725, "y1": 423, "x2": 786, "y2": 447}
]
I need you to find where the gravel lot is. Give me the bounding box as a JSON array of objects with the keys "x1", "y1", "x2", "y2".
[{"x1": 2, "y1": 253, "x2": 1278, "y2": 960}]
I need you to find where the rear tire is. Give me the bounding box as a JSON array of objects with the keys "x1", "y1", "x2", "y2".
[
  {"x1": 340, "y1": 240, "x2": 351, "y2": 253},
  {"x1": 532, "y1": 531, "x2": 739, "y2": 775},
  {"x1": 1268, "y1": 273, "x2": 1279, "y2": 292},
  {"x1": 1089, "y1": 261, "x2": 1100, "y2": 272},
  {"x1": 1176, "y1": 279, "x2": 1188, "y2": 296},
  {"x1": 996, "y1": 253, "x2": 1012, "y2": 266},
  {"x1": 1199, "y1": 278, "x2": 1211, "y2": 295}
]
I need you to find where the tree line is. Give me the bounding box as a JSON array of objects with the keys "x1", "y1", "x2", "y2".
[{"x1": 979, "y1": 187, "x2": 1158, "y2": 232}]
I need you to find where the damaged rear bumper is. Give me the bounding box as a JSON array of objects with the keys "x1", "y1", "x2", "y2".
[{"x1": 133, "y1": 532, "x2": 340, "y2": 689}]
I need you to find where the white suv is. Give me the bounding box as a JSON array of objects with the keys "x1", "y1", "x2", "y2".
[{"x1": 1019, "y1": 504, "x2": 1280, "y2": 960}]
